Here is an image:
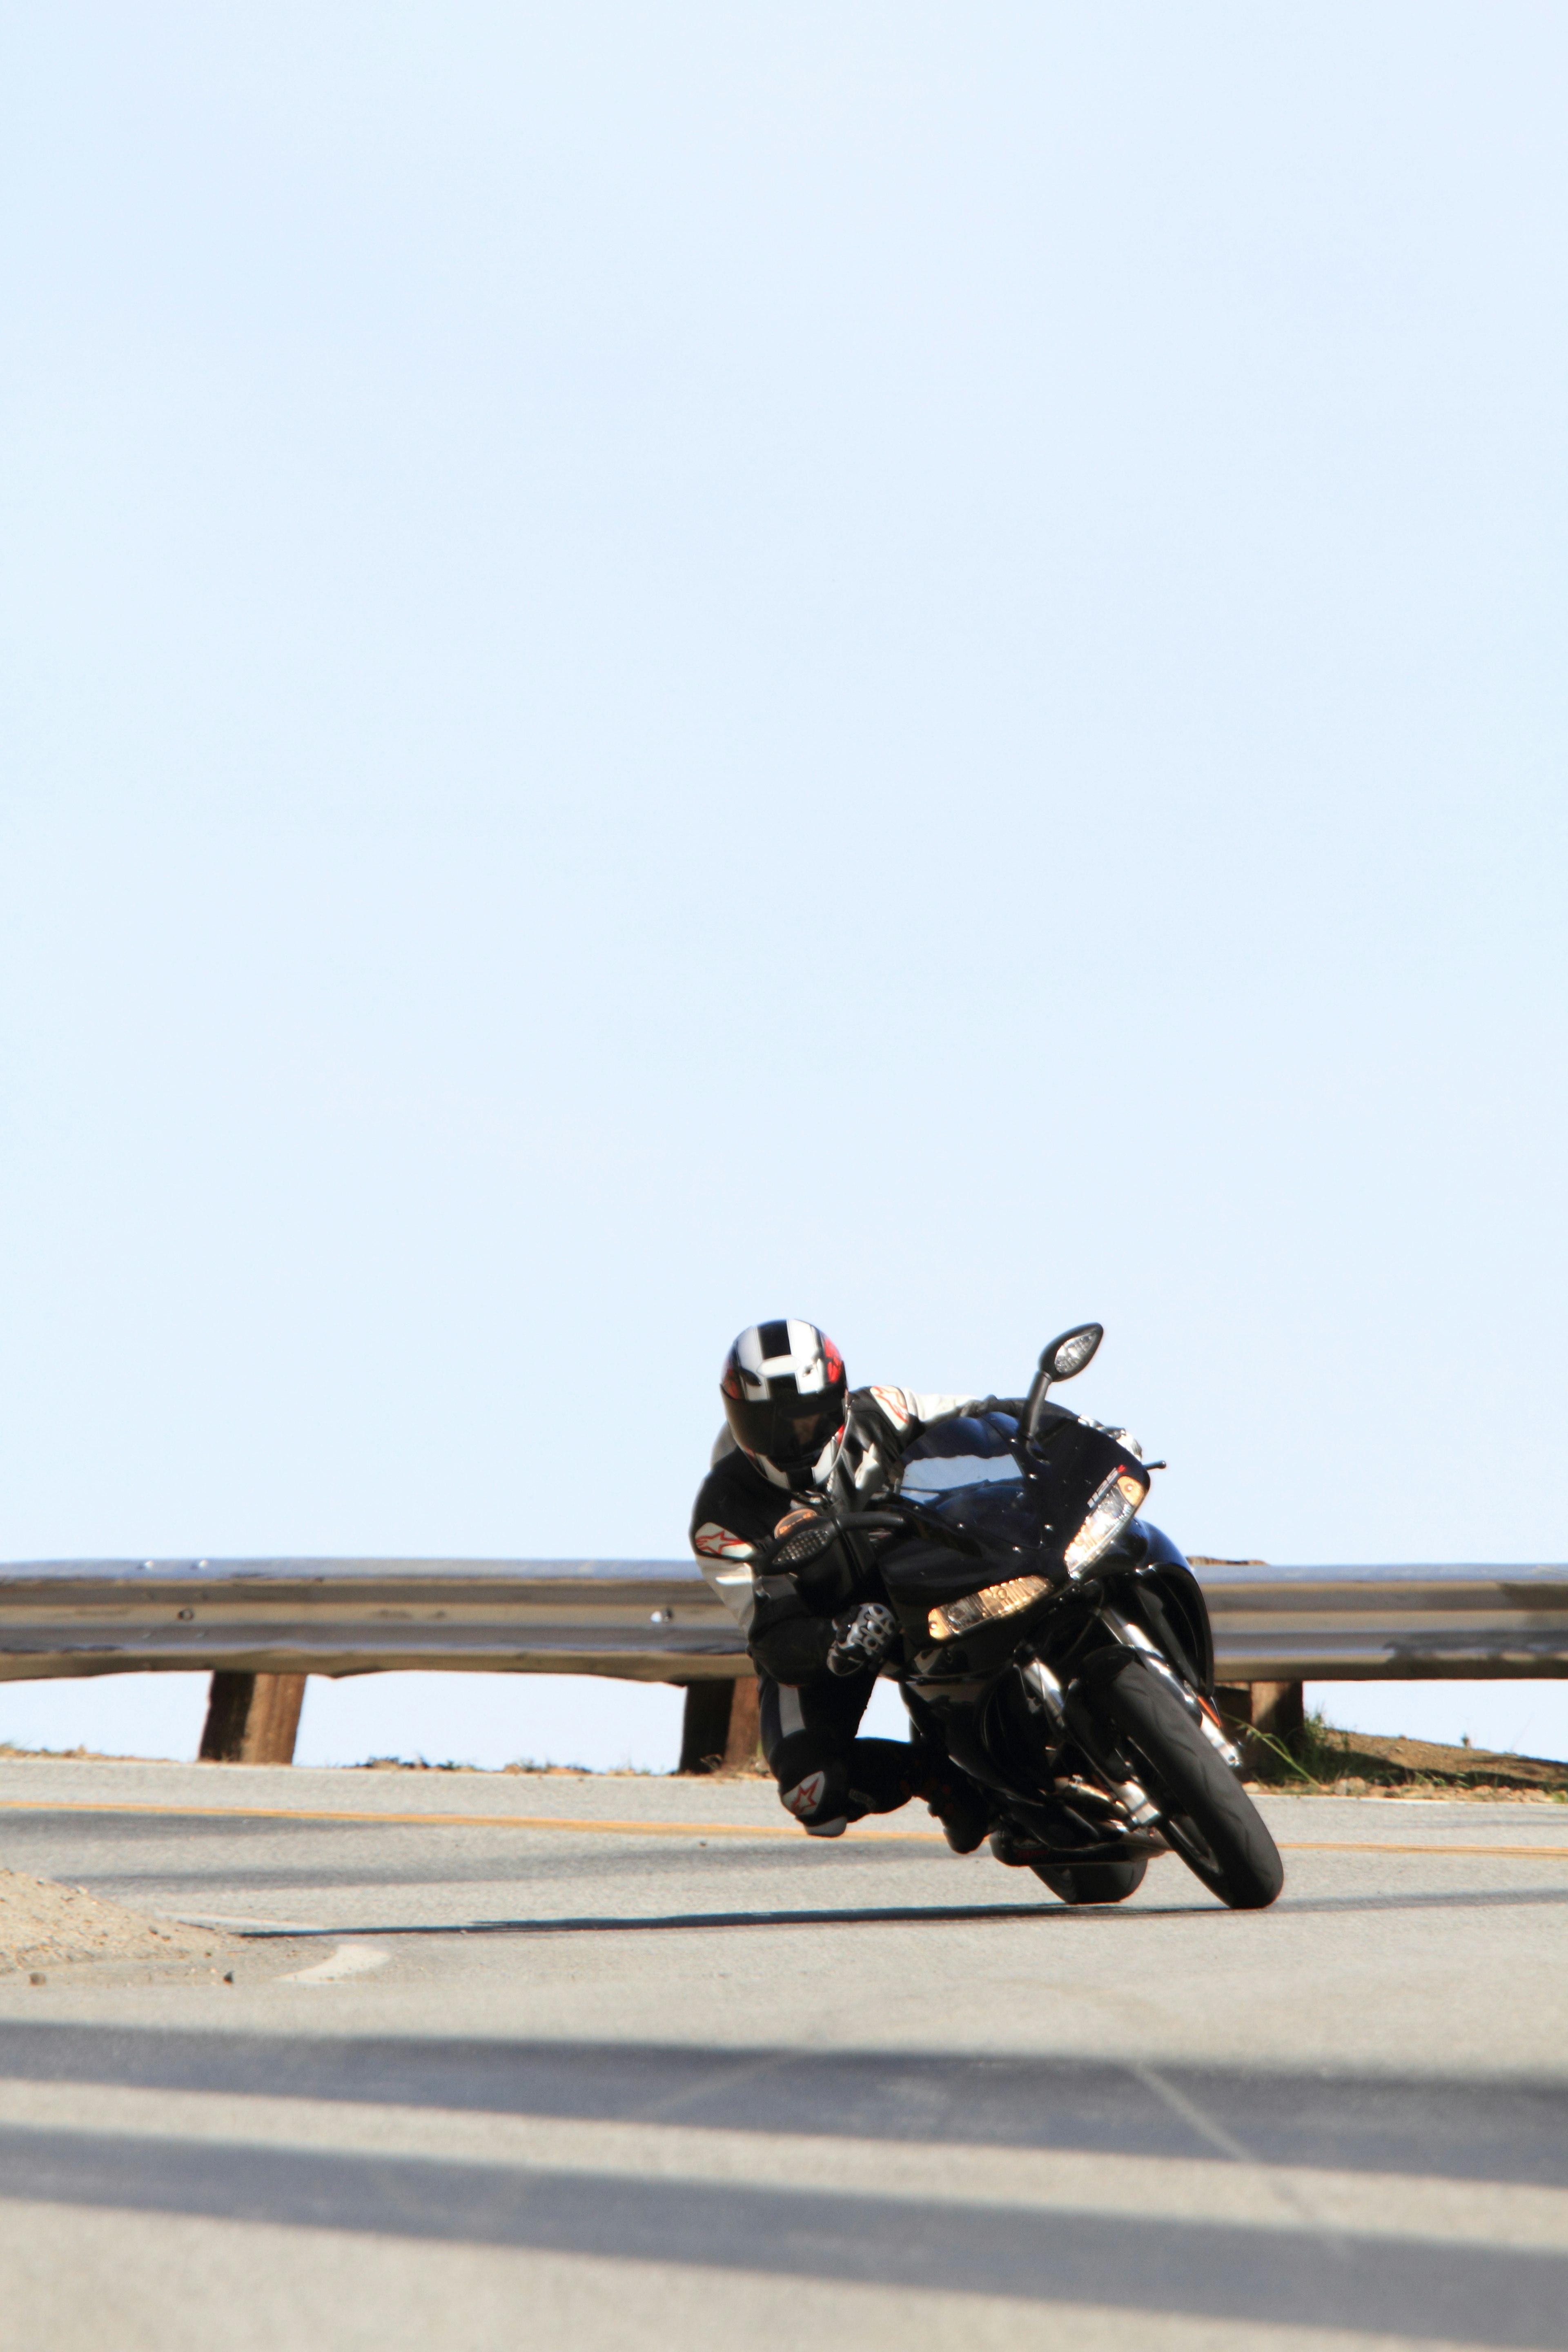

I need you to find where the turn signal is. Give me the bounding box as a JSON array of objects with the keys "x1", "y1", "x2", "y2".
[{"x1": 1063, "y1": 1470, "x2": 1149, "y2": 1577}]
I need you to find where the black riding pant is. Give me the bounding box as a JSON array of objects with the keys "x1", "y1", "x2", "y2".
[{"x1": 758, "y1": 1668, "x2": 928, "y2": 1834}]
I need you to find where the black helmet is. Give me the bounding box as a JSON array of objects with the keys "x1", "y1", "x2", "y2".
[{"x1": 721, "y1": 1319, "x2": 848, "y2": 1477}]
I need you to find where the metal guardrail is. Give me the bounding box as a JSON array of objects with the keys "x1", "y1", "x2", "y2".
[
  {"x1": 0, "y1": 1558, "x2": 1564, "y2": 1684},
  {"x1": 1195, "y1": 1562, "x2": 1568, "y2": 1682},
  {"x1": 0, "y1": 1561, "x2": 740, "y2": 1685}
]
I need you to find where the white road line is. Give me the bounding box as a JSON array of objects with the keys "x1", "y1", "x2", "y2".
[
  {"x1": 277, "y1": 1943, "x2": 389, "y2": 1984},
  {"x1": 1130, "y1": 2063, "x2": 1255, "y2": 2163},
  {"x1": 0, "y1": 2083, "x2": 1559, "y2": 2253}
]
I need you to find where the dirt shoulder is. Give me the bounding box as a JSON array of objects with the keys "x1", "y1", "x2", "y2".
[
  {"x1": 1251, "y1": 1724, "x2": 1568, "y2": 1798},
  {"x1": 0, "y1": 1869, "x2": 234, "y2": 1977}
]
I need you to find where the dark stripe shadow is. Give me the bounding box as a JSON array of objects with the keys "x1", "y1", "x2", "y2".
[
  {"x1": 231, "y1": 1901, "x2": 1061, "y2": 1936},
  {"x1": 1, "y1": 2027, "x2": 1564, "y2": 2188},
  {"x1": 0, "y1": 2127, "x2": 1562, "y2": 2345},
  {"x1": 205, "y1": 1882, "x2": 1568, "y2": 1938}
]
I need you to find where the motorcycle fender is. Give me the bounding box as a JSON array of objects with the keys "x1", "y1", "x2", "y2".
[
  {"x1": 1134, "y1": 1563, "x2": 1216, "y2": 1698},
  {"x1": 1063, "y1": 1642, "x2": 1142, "y2": 1708}
]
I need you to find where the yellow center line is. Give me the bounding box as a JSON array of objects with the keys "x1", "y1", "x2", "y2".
[
  {"x1": 0, "y1": 1795, "x2": 1564, "y2": 1857},
  {"x1": 1276, "y1": 1838, "x2": 1568, "y2": 1860},
  {"x1": 0, "y1": 1796, "x2": 934, "y2": 1841}
]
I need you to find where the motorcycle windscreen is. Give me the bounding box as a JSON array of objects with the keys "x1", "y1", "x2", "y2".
[
  {"x1": 899, "y1": 1411, "x2": 1022, "y2": 1497},
  {"x1": 884, "y1": 1413, "x2": 1042, "y2": 1604}
]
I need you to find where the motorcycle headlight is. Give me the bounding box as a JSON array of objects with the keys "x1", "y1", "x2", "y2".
[
  {"x1": 1063, "y1": 1469, "x2": 1149, "y2": 1576},
  {"x1": 927, "y1": 1575, "x2": 1051, "y2": 1644}
]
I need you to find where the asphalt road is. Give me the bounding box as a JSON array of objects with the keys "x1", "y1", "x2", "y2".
[{"x1": 0, "y1": 1755, "x2": 1565, "y2": 2352}]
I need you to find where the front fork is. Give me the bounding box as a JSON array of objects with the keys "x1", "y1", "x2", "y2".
[
  {"x1": 1033, "y1": 1607, "x2": 1244, "y2": 1830},
  {"x1": 1016, "y1": 1651, "x2": 1164, "y2": 1830},
  {"x1": 1091, "y1": 1605, "x2": 1243, "y2": 1771}
]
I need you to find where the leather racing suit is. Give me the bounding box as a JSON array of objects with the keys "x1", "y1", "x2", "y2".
[{"x1": 690, "y1": 1385, "x2": 1007, "y2": 1836}]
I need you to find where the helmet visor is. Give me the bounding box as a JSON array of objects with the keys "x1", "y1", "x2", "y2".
[{"x1": 724, "y1": 1392, "x2": 844, "y2": 1471}]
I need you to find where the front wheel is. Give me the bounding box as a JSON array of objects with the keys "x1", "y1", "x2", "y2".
[{"x1": 1094, "y1": 1663, "x2": 1284, "y2": 1911}]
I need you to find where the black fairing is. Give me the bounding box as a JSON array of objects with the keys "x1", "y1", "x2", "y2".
[
  {"x1": 884, "y1": 1408, "x2": 1148, "y2": 1599},
  {"x1": 864, "y1": 1389, "x2": 1235, "y2": 1870},
  {"x1": 891, "y1": 1413, "x2": 1215, "y2": 1764},
  {"x1": 880, "y1": 1412, "x2": 1037, "y2": 1604},
  {"x1": 880, "y1": 1483, "x2": 1047, "y2": 1605}
]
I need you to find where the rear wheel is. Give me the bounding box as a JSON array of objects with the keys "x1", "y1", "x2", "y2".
[
  {"x1": 1095, "y1": 1663, "x2": 1283, "y2": 1911},
  {"x1": 1032, "y1": 1858, "x2": 1147, "y2": 1906}
]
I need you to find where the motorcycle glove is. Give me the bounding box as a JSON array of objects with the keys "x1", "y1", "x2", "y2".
[{"x1": 826, "y1": 1600, "x2": 899, "y2": 1679}]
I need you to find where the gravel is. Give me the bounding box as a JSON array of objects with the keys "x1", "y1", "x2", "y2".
[{"x1": 0, "y1": 1868, "x2": 234, "y2": 1975}]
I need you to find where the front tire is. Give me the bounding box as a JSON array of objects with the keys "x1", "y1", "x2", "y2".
[
  {"x1": 1094, "y1": 1662, "x2": 1283, "y2": 1911},
  {"x1": 1032, "y1": 1858, "x2": 1147, "y2": 1906}
]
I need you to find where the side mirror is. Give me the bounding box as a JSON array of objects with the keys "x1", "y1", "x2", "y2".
[
  {"x1": 1024, "y1": 1323, "x2": 1104, "y2": 1441},
  {"x1": 1042, "y1": 1323, "x2": 1102, "y2": 1384}
]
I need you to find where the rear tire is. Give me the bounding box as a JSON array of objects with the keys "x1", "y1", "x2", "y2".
[
  {"x1": 1032, "y1": 1858, "x2": 1147, "y2": 1906},
  {"x1": 1094, "y1": 1662, "x2": 1284, "y2": 1911}
]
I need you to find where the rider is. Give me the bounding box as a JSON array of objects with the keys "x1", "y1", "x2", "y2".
[{"x1": 690, "y1": 1318, "x2": 1016, "y2": 1846}]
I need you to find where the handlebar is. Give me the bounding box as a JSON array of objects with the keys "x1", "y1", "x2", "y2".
[{"x1": 761, "y1": 1498, "x2": 984, "y2": 1575}]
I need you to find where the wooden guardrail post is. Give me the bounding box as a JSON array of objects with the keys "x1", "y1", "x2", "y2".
[
  {"x1": 1216, "y1": 1679, "x2": 1305, "y2": 1759},
  {"x1": 1250, "y1": 1680, "x2": 1305, "y2": 1740},
  {"x1": 724, "y1": 1675, "x2": 761, "y2": 1769},
  {"x1": 199, "y1": 1671, "x2": 307, "y2": 1764},
  {"x1": 678, "y1": 1675, "x2": 761, "y2": 1773}
]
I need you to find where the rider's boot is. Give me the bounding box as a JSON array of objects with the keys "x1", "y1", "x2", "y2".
[
  {"x1": 906, "y1": 1745, "x2": 991, "y2": 1854},
  {"x1": 777, "y1": 1758, "x2": 851, "y2": 1838}
]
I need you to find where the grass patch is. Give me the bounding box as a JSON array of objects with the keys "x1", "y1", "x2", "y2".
[{"x1": 1243, "y1": 1709, "x2": 1568, "y2": 1795}]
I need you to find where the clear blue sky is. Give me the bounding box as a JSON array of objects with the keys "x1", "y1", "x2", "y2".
[{"x1": 2, "y1": 4, "x2": 1564, "y2": 1771}]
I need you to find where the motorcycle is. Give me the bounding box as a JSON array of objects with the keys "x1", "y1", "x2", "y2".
[{"x1": 764, "y1": 1324, "x2": 1284, "y2": 1911}]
